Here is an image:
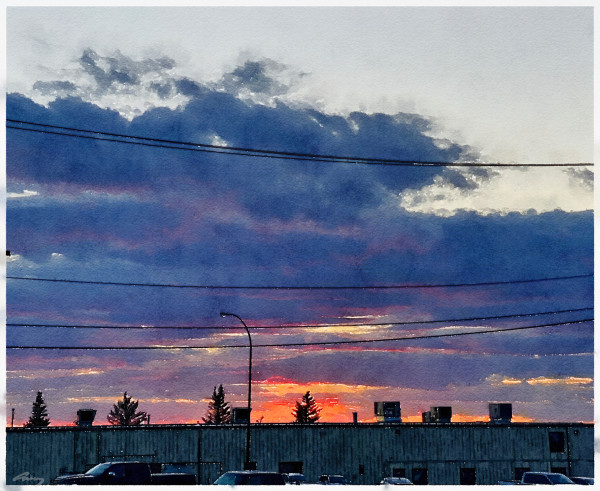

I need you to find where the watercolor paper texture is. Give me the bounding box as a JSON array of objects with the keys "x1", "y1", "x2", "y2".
[{"x1": 5, "y1": 6, "x2": 593, "y2": 428}]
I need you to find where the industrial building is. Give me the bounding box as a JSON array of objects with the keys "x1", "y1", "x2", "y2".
[{"x1": 6, "y1": 415, "x2": 593, "y2": 485}]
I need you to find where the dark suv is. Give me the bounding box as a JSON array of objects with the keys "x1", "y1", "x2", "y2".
[{"x1": 51, "y1": 462, "x2": 152, "y2": 485}]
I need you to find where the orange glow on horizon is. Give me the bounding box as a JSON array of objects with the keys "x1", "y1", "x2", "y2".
[
  {"x1": 526, "y1": 376, "x2": 593, "y2": 385},
  {"x1": 253, "y1": 394, "x2": 357, "y2": 423},
  {"x1": 257, "y1": 376, "x2": 387, "y2": 398}
]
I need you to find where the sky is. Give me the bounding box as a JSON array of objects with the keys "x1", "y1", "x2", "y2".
[{"x1": 3, "y1": 4, "x2": 595, "y2": 426}]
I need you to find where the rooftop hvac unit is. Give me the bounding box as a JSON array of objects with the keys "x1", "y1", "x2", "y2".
[
  {"x1": 489, "y1": 403, "x2": 512, "y2": 423},
  {"x1": 431, "y1": 406, "x2": 452, "y2": 423},
  {"x1": 232, "y1": 407, "x2": 250, "y2": 424},
  {"x1": 422, "y1": 411, "x2": 432, "y2": 423},
  {"x1": 374, "y1": 402, "x2": 401, "y2": 422},
  {"x1": 76, "y1": 409, "x2": 96, "y2": 427}
]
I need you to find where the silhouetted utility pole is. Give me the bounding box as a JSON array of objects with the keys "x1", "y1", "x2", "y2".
[{"x1": 220, "y1": 312, "x2": 253, "y2": 469}]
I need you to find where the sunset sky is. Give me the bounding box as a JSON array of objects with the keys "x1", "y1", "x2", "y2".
[{"x1": 4, "y1": 5, "x2": 594, "y2": 426}]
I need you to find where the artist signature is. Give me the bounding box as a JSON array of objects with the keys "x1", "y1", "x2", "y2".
[{"x1": 13, "y1": 472, "x2": 45, "y2": 485}]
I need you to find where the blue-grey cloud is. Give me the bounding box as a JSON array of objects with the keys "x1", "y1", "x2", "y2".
[
  {"x1": 565, "y1": 168, "x2": 594, "y2": 191},
  {"x1": 79, "y1": 48, "x2": 175, "y2": 92},
  {"x1": 32, "y1": 80, "x2": 78, "y2": 96},
  {"x1": 221, "y1": 59, "x2": 290, "y2": 96}
]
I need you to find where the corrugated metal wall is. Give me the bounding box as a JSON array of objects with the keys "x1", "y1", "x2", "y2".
[{"x1": 5, "y1": 423, "x2": 594, "y2": 485}]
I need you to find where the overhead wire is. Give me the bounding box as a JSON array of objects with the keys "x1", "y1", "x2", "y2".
[
  {"x1": 5, "y1": 319, "x2": 593, "y2": 350},
  {"x1": 6, "y1": 119, "x2": 593, "y2": 167},
  {"x1": 6, "y1": 307, "x2": 593, "y2": 330},
  {"x1": 6, "y1": 273, "x2": 593, "y2": 290}
]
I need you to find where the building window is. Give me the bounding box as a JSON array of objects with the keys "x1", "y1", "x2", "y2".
[
  {"x1": 515, "y1": 468, "x2": 530, "y2": 481},
  {"x1": 460, "y1": 468, "x2": 476, "y2": 485},
  {"x1": 551, "y1": 467, "x2": 567, "y2": 475},
  {"x1": 412, "y1": 468, "x2": 428, "y2": 485},
  {"x1": 392, "y1": 468, "x2": 406, "y2": 478},
  {"x1": 359, "y1": 464, "x2": 365, "y2": 475},
  {"x1": 549, "y1": 431, "x2": 566, "y2": 453},
  {"x1": 278, "y1": 462, "x2": 303, "y2": 474}
]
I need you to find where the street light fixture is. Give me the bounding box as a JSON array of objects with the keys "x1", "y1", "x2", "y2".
[{"x1": 219, "y1": 312, "x2": 253, "y2": 470}]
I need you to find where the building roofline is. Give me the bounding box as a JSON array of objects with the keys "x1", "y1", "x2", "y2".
[{"x1": 7, "y1": 421, "x2": 593, "y2": 431}]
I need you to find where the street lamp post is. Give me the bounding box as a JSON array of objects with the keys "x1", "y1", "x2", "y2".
[{"x1": 220, "y1": 312, "x2": 253, "y2": 470}]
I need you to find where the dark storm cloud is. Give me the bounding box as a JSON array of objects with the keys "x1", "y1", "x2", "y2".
[
  {"x1": 7, "y1": 88, "x2": 471, "y2": 224},
  {"x1": 8, "y1": 188, "x2": 592, "y2": 291}
]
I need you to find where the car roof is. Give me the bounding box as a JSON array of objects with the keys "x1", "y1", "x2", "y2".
[{"x1": 225, "y1": 471, "x2": 280, "y2": 474}]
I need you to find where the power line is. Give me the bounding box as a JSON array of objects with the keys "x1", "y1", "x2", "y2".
[
  {"x1": 6, "y1": 273, "x2": 593, "y2": 290},
  {"x1": 6, "y1": 307, "x2": 593, "y2": 330},
  {"x1": 7, "y1": 119, "x2": 593, "y2": 168},
  {"x1": 5, "y1": 319, "x2": 592, "y2": 350}
]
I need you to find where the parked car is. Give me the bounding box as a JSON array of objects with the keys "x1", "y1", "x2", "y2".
[
  {"x1": 318, "y1": 474, "x2": 348, "y2": 485},
  {"x1": 283, "y1": 472, "x2": 310, "y2": 484},
  {"x1": 214, "y1": 471, "x2": 286, "y2": 485},
  {"x1": 521, "y1": 472, "x2": 575, "y2": 485},
  {"x1": 50, "y1": 462, "x2": 196, "y2": 485},
  {"x1": 570, "y1": 477, "x2": 594, "y2": 485},
  {"x1": 381, "y1": 476, "x2": 413, "y2": 485}
]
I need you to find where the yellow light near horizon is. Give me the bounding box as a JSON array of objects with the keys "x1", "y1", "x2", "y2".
[
  {"x1": 501, "y1": 378, "x2": 523, "y2": 385},
  {"x1": 526, "y1": 376, "x2": 593, "y2": 385},
  {"x1": 311, "y1": 323, "x2": 388, "y2": 336},
  {"x1": 74, "y1": 369, "x2": 104, "y2": 376}
]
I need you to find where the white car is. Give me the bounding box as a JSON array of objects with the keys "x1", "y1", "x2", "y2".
[{"x1": 318, "y1": 474, "x2": 348, "y2": 485}]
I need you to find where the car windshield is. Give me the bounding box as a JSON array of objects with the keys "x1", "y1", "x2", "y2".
[
  {"x1": 85, "y1": 463, "x2": 112, "y2": 476},
  {"x1": 214, "y1": 473, "x2": 243, "y2": 485},
  {"x1": 547, "y1": 474, "x2": 574, "y2": 484}
]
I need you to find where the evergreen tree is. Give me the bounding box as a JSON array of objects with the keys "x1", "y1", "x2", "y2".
[
  {"x1": 24, "y1": 391, "x2": 51, "y2": 428},
  {"x1": 202, "y1": 385, "x2": 231, "y2": 424},
  {"x1": 292, "y1": 391, "x2": 321, "y2": 423},
  {"x1": 107, "y1": 392, "x2": 148, "y2": 426}
]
